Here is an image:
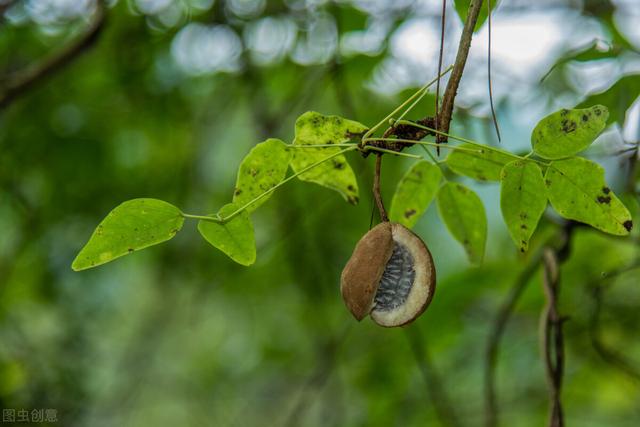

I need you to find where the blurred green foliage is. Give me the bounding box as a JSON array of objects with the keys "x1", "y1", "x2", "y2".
[{"x1": 1, "y1": 1, "x2": 639, "y2": 426}]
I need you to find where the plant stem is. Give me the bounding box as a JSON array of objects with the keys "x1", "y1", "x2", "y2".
[
  {"x1": 181, "y1": 212, "x2": 221, "y2": 222},
  {"x1": 394, "y1": 120, "x2": 521, "y2": 160},
  {"x1": 373, "y1": 153, "x2": 388, "y2": 222},
  {"x1": 364, "y1": 146, "x2": 422, "y2": 158},
  {"x1": 363, "y1": 65, "x2": 453, "y2": 140},
  {"x1": 364, "y1": 137, "x2": 482, "y2": 154},
  {"x1": 540, "y1": 248, "x2": 564, "y2": 427},
  {"x1": 437, "y1": 0, "x2": 484, "y2": 144},
  {"x1": 395, "y1": 65, "x2": 454, "y2": 125},
  {"x1": 486, "y1": 0, "x2": 501, "y2": 142},
  {"x1": 190, "y1": 146, "x2": 357, "y2": 223},
  {"x1": 287, "y1": 143, "x2": 356, "y2": 148}
]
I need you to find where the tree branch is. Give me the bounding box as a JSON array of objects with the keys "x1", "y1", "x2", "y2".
[
  {"x1": 484, "y1": 248, "x2": 544, "y2": 427},
  {"x1": 405, "y1": 326, "x2": 463, "y2": 427},
  {"x1": 540, "y1": 248, "x2": 564, "y2": 427},
  {"x1": 484, "y1": 222, "x2": 576, "y2": 427},
  {"x1": 437, "y1": 0, "x2": 484, "y2": 144},
  {"x1": 0, "y1": 2, "x2": 106, "y2": 111},
  {"x1": 588, "y1": 261, "x2": 640, "y2": 382}
]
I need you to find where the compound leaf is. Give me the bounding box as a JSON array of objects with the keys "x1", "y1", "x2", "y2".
[
  {"x1": 436, "y1": 182, "x2": 487, "y2": 265},
  {"x1": 72, "y1": 199, "x2": 184, "y2": 271},
  {"x1": 389, "y1": 161, "x2": 442, "y2": 229},
  {"x1": 531, "y1": 105, "x2": 609, "y2": 159},
  {"x1": 545, "y1": 157, "x2": 632, "y2": 235},
  {"x1": 446, "y1": 143, "x2": 515, "y2": 181},
  {"x1": 233, "y1": 138, "x2": 292, "y2": 213},
  {"x1": 291, "y1": 111, "x2": 367, "y2": 204},
  {"x1": 198, "y1": 203, "x2": 256, "y2": 266},
  {"x1": 500, "y1": 160, "x2": 547, "y2": 252}
]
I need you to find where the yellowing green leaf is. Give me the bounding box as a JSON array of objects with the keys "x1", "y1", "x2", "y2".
[
  {"x1": 446, "y1": 143, "x2": 516, "y2": 181},
  {"x1": 72, "y1": 199, "x2": 184, "y2": 271},
  {"x1": 198, "y1": 203, "x2": 256, "y2": 266},
  {"x1": 233, "y1": 138, "x2": 292, "y2": 213},
  {"x1": 436, "y1": 182, "x2": 487, "y2": 265},
  {"x1": 531, "y1": 105, "x2": 609, "y2": 159},
  {"x1": 545, "y1": 157, "x2": 632, "y2": 235},
  {"x1": 500, "y1": 160, "x2": 547, "y2": 252},
  {"x1": 389, "y1": 161, "x2": 442, "y2": 229},
  {"x1": 290, "y1": 111, "x2": 367, "y2": 204}
]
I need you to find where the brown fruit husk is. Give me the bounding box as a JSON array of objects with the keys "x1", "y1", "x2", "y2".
[
  {"x1": 340, "y1": 222, "x2": 394, "y2": 320},
  {"x1": 370, "y1": 223, "x2": 436, "y2": 327}
]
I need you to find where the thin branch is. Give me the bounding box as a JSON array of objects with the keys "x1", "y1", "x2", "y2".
[
  {"x1": 0, "y1": 2, "x2": 106, "y2": 110},
  {"x1": 540, "y1": 248, "x2": 564, "y2": 427},
  {"x1": 435, "y1": 0, "x2": 447, "y2": 148},
  {"x1": 281, "y1": 325, "x2": 351, "y2": 427},
  {"x1": 487, "y1": 0, "x2": 501, "y2": 142},
  {"x1": 484, "y1": 248, "x2": 544, "y2": 427},
  {"x1": 373, "y1": 153, "x2": 388, "y2": 222},
  {"x1": 405, "y1": 326, "x2": 463, "y2": 427},
  {"x1": 588, "y1": 262, "x2": 640, "y2": 382},
  {"x1": 437, "y1": 0, "x2": 484, "y2": 144}
]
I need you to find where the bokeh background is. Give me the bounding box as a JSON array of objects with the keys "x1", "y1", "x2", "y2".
[{"x1": 1, "y1": 0, "x2": 639, "y2": 426}]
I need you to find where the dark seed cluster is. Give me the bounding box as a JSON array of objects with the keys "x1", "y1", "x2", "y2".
[{"x1": 374, "y1": 243, "x2": 415, "y2": 311}]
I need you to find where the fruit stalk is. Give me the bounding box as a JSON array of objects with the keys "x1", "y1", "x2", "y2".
[{"x1": 373, "y1": 153, "x2": 388, "y2": 222}]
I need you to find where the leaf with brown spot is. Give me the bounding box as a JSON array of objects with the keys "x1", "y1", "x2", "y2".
[
  {"x1": 545, "y1": 157, "x2": 632, "y2": 235},
  {"x1": 72, "y1": 199, "x2": 184, "y2": 271},
  {"x1": 198, "y1": 203, "x2": 256, "y2": 266},
  {"x1": 291, "y1": 112, "x2": 366, "y2": 204},
  {"x1": 389, "y1": 161, "x2": 442, "y2": 229},
  {"x1": 445, "y1": 143, "x2": 516, "y2": 181},
  {"x1": 500, "y1": 160, "x2": 547, "y2": 252},
  {"x1": 531, "y1": 105, "x2": 608, "y2": 159},
  {"x1": 233, "y1": 138, "x2": 292, "y2": 213},
  {"x1": 436, "y1": 182, "x2": 487, "y2": 265}
]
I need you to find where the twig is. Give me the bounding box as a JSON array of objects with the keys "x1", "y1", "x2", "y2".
[
  {"x1": 373, "y1": 153, "x2": 388, "y2": 222},
  {"x1": 588, "y1": 262, "x2": 640, "y2": 382},
  {"x1": 0, "y1": 2, "x2": 106, "y2": 110},
  {"x1": 487, "y1": 0, "x2": 501, "y2": 142},
  {"x1": 405, "y1": 326, "x2": 463, "y2": 427},
  {"x1": 484, "y1": 248, "x2": 544, "y2": 427},
  {"x1": 437, "y1": 0, "x2": 484, "y2": 144},
  {"x1": 435, "y1": 0, "x2": 447, "y2": 144},
  {"x1": 281, "y1": 325, "x2": 351, "y2": 427},
  {"x1": 540, "y1": 248, "x2": 564, "y2": 427}
]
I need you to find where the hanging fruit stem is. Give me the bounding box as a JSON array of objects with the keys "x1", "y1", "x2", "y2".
[{"x1": 373, "y1": 153, "x2": 388, "y2": 222}]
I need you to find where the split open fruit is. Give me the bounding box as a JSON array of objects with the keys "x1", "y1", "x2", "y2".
[{"x1": 340, "y1": 222, "x2": 436, "y2": 327}]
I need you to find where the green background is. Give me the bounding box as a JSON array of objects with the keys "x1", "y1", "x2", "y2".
[{"x1": 1, "y1": 1, "x2": 639, "y2": 426}]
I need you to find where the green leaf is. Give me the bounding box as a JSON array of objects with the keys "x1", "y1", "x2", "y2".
[
  {"x1": 72, "y1": 199, "x2": 184, "y2": 271},
  {"x1": 500, "y1": 160, "x2": 547, "y2": 252},
  {"x1": 577, "y1": 75, "x2": 640, "y2": 125},
  {"x1": 436, "y1": 182, "x2": 487, "y2": 265},
  {"x1": 545, "y1": 157, "x2": 632, "y2": 236},
  {"x1": 531, "y1": 105, "x2": 609, "y2": 159},
  {"x1": 290, "y1": 111, "x2": 367, "y2": 204},
  {"x1": 389, "y1": 161, "x2": 442, "y2": 229},
  {"x1": 445, "y1": 143, "x2": 515, "y2": 181},
  {"x1": 198, "y1": 203, "x2": 256, "y2": 266},
  {"x1": 454, "y1": 0, "x2": 499, "y2": 32},
  {"x1": 233, "y1": 138, "x2": 292, "y2": 213}
]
